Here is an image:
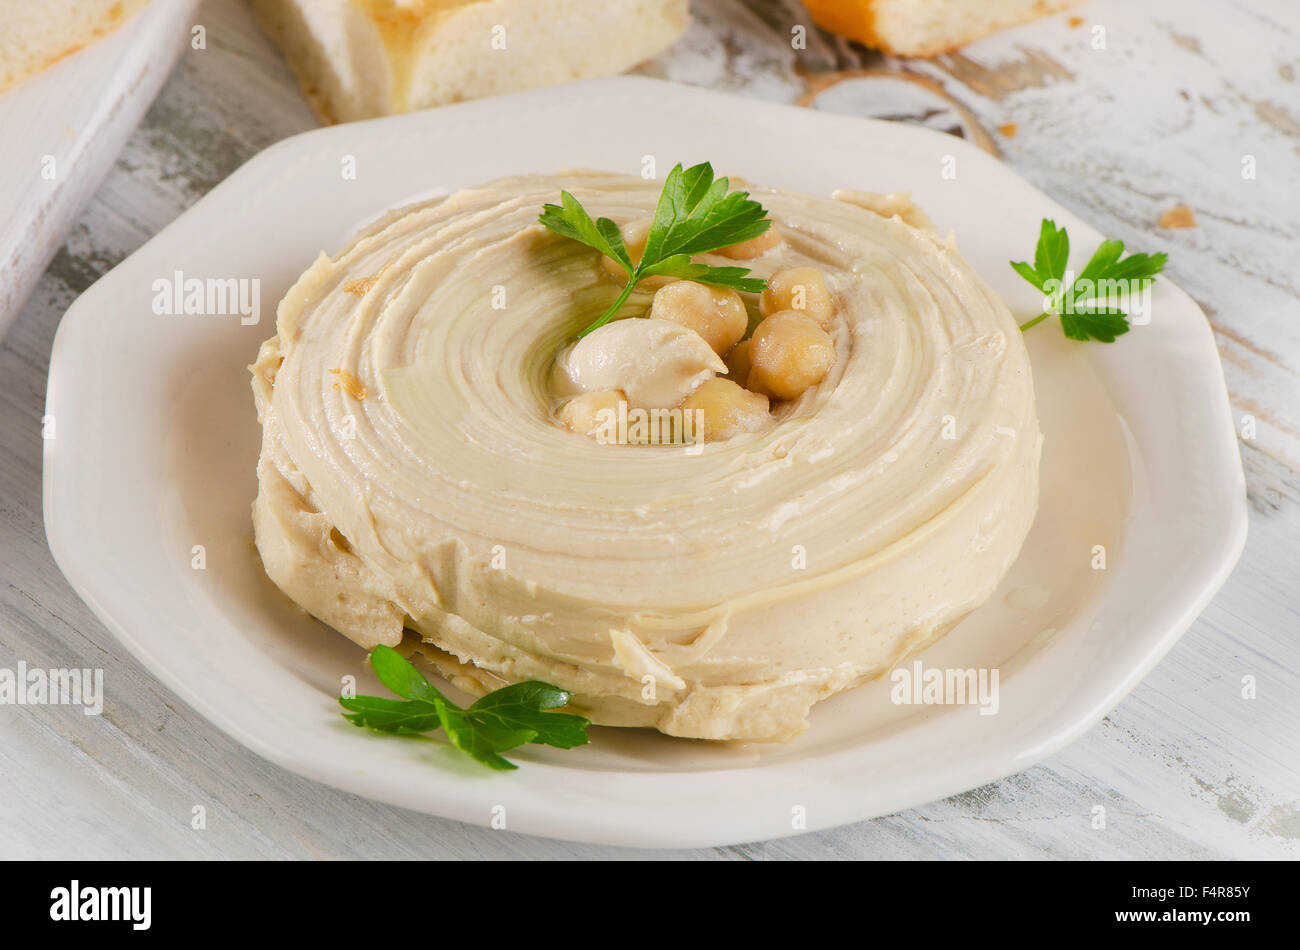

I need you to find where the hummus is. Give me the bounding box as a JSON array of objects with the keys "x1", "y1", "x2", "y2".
[
  {"x1": 250, "y1": 170, "x2": 1041, "y2": 742},
  {"x1": 555, "y1": 318, "x2": 725, "y2": 410}
]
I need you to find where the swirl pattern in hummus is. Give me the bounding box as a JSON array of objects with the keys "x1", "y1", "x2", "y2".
[{"x1": 250, "y1": 171, "x2": 1041, "y2": 742}]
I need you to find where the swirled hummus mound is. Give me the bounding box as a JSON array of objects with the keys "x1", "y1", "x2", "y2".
[{"x1": 250, "y1": 170, "x2": 1041, "y2": 742}]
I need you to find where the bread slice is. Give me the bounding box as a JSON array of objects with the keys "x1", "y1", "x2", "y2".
[
  {"x1": 251, "y1": 0, "x2": 691, "y2": 123},
  {"x1": 0, "y1": 0, "x2": 151, "y2": 94},
  {"x1": 801, "y1": 0, "x2": 1084, "y2": 57}
]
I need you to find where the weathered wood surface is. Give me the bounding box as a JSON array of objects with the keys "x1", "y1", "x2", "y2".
[{"x1": 1, "y1": 0, "x2": 1297, "y2": 858}]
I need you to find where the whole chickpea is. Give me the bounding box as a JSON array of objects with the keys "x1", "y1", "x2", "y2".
[
  {"x1": 715, "y1": 225, "x2": 783, "y2": 260},
  {"x1": 759, "y1": 266, "x2": 834, "y2": 329},
  {"x1": 679, "y1": 378, "x2": 770, "y2": 442},
  {"x1": 600, "y1": 219, "x2": 676, "y2": 290},
  {"x1": 723, "y1": 339, "x2": 753, "y2": 389},
  {"x1": 747, "y1": 311, "x2": 835, "y2": 401},
  {"x1": 650, "y1": 281, "x2": 748, "y2": 355},
  {"x1": 558, "y1": 390, "x2": 625, "y2": 442}
]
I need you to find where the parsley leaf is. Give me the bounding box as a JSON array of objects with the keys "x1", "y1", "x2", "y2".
[
  {"x1": 1033, "y1": 219, "x2": 1070, "y2": 286},
  {"x1": 339, "y1": 695, "x2": 444, "y2": 734},
  {"x1": 1075, "y1": 237, "x2": 1125, "y2": 285},
  {"x1": 434, "y1": 698, "x2": 527, "y2": 771},
  {"x1": 1011, "y1": 219, "x2": 1166, "y2": 341},
  {"x1": 642, "y1": 166, "x2": 770, "y2": 260},
  {"x1": 1010, "y1": 220, "x2": 1068, "y2": 294},
  {"x1": 368, "y1": 642, "x2": 445, "y2": 703},
  {"x1": 467, "y1": 682, "x2": 591, "y2": 749},
  {"x1": 1060, "y1": 307, "x2": 1130, "y2": 343},
  {"x1": 339, "y1": 645, "x2": 590, "y2": 771},
  {"x1": 538, "y1": 190, "x2": 633, "y2": 275},
  {"x1": 539, "y1": 162, "x2": 772, "y2": 337}
]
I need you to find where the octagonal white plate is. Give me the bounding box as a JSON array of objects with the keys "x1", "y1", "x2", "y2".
[{"x1": 43, "y1": 77, "x2": 1246, "y2": 849}]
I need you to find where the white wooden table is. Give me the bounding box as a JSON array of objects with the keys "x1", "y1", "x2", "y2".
[{"x1": 2, "y1": 0, "x2": 1297, "y2": 859}]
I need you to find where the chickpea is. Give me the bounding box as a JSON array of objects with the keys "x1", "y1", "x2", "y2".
[
  {"x1": 649, "y1": 281, "x2": 748, "y2": 355},
  {"x1": 760, "y1": 266, "x2": 834, "y2": 328},
  {"x1": 558, "y1": 389, "x2": 625, "y2": 442},
  {"x1": 723, "y1": 339, "x2": 753, "y2": 389},
  {"x1": 600, "y1": 218, "x2": 676, "y2": 290},
  {"x1": 747, "y1": 311, "x2": 835, "y2": 401},
  {"x1": 679, "y1": 378, "x2": 770, "y2": 442},
  {"x1": 715, "y1": 225, "x2": 783, "y2": 260}
]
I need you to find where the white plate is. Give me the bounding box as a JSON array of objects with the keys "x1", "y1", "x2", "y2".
[
  {"x1": 43, "y1": 77, "x2": 1247, "y2": 849},
  {"x1": 0, "y1": 0, "x2": 198, "y2": 333}
]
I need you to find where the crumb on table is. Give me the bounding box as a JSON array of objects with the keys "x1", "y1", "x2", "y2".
[{"x1": 1160, "y1": 204, "x2": 1197, "y2": 229}]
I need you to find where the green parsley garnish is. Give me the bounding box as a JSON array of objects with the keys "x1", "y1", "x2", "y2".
[
  {"x1": 340, "y1": 644, "x2": 590, "y2": 770},
  {"x1": 1011, "y1": 218, "x2": 1167, "y2": 342},
  {"x1": 539, "y1": 162, "x2": 772, "y2": 338}
]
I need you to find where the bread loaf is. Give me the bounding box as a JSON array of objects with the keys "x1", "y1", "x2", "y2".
[
  {"x1": 0, "y1": 0, "x2": 151, "y2": 94},
  {"x1": 801, "y1": 0, "x2": 1084, "y2": 57},
  {"x1": 251, "y1": 0, "x2": 691, "y2": 123}
]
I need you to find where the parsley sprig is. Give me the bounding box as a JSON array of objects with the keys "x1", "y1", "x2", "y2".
[
  {"x1": 340, "y1": 645, "x2": 590, "y2": 770},
  {"x1": 1011, "y1": 219, "x2": 1167, "y2": 342},
  {"x1": 539, "y1": 162, "x2": 772, "y2": 337}
]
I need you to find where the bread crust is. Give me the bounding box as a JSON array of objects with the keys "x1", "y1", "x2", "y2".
[
  {"x1": 0, "y1": 0, "x2": 152, "y2": 94},
  {"x1": 251, "y1": 0, "x2": 691, "y2": 124},
  {"x1": 802, "y1": 0, "x2": 1084, "y2": 58}
]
